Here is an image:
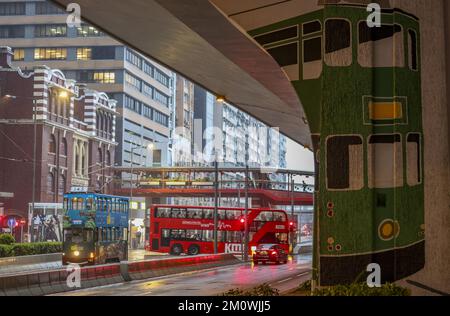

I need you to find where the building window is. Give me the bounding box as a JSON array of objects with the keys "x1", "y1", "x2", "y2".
[
  {"x1": 74, "y1": 144, "x2": 80, "y2": 175},
  {"x1": 0, "y1": 25, "x2": 25, "y2": 38},
  {"x1": 154, "y1": 89, "x2": 169, "y2": 106},
  {"x1": 125, "y1": 72, "x2": 141, "y2": 91},
  {"x1": 143, "y1": 61, "x2": 153, "y2": 76},
  {"x1": 91, "y1": 46, "x2": 115, "y2": 60},
  {"x1": 77, "y1": 48, "x2": 92, "y2": 60},
  {"x1": 13, "y1": 48, "x2": 25, "y2": 61},
  {"x1": 47, "y1": 172, "x2": 55, "y2": 194},
  {"x1": 153, "y1": 110, "x2": 169, "y2": 127},
  {"x1": 78, "y1": 70, "x2": 116, "y2": 83},
  {"x1": 81, "y1": 145, "x2": 86, "y2": 176},
  {"x1": 60, "y1": 138, "x2": 67, "y2": 156},
  {"x1": 142, "y1": 83, "x2": 153, "y2": 98},
  {"x1": 326, "y1": 135, "x2": 363, "y2": 190},
  {"x1": 58, "y1": 175, "x2": 66, "y2": 195},
  {"x1": 77, "y1": 25, "x2": 104, "y2": 37},
  {"x1": 124, "y1": 95, "x2": 141, "y2": 113},
  {"x1": 154, "y1": 69, "x2": 169, "y2": 87},
  {"x1": 98, "y1": 148, "x2": 103, "y2": 164},
  {"x1": 35, "y1": 2, "x2": 65, "y2": 15},
  {"x1": 49, "y1": 135, "x2": 56, "y2": 154},
  {"x1": 125, "y1": 49, "x2": 142, "y2": 68},
  {"x1": 0, "y1": 2, "x2": 25, "y2": 16},
  {"x1": 106, "y1": 151, "x2": 111, "y2": 166},
  {"x1": 142, "y1": 105, "x2": 153, "y2": 119},
  {"x1": 34, "y1": 24, "x2": 67, "y2": 37},
  {"x1": 325, "y1": 19, "x2": 352, "y2": 67},
  {"x1": 34, "y1": 48, "x2": 67, "y2": 60},
  {"x1": 368, "y1": 134, "x2": 403, "y2": 188}
]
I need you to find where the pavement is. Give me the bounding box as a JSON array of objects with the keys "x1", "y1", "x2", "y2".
[
  {"x1": 52, "y1": 253, "x2": 312, "y2": 296},
  {"x1": 0, "y1": 249, "x2": 169, "y2": 276}
]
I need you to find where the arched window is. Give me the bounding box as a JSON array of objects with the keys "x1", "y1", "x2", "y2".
[
  {"x1": 47, "y1": 172, "x2": 55, "y2": 194},
  {"x1": 81, "y1": 145, "x2": 86, "y2": 176},
  {"x1": 74, "y1": 143, "x2": 79, "y2": 175},
  {"x1": 58, "y1": 174, "x2": 66, "y2": 195},
  {"x1": 99, "y1": 112, "x2": 104, "y2": 131},
  {"x1": 60, "y1": 138, "x2": 67, "y2": 156},
  {"x1": 98, "y1": 148, "x2": 103, "y2": 164},
  {"x1": 96, "y1": 111, "x2": 100, "y2": 130},
  {"x1": 48, "y1": 135, "x2": 56, "y2": 153}
]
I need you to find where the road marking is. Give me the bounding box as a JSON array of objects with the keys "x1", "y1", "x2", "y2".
[
  {"x1": 134, "y1": 290, "x2": 153, "y2": 296},
  {"x1": 297, "y1": 271, "x2": 310, "y2": 277},
  {"x1": 276, "y1": 277, "x2": 293, "y2": 284}
]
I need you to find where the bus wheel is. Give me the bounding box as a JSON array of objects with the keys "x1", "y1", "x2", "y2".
[
  {"x1": 187, "y1": 245, "x2": 200, "y2": 256},
  {"x1": 170, "y1": 244, "x2": 183, "y2": 256}
]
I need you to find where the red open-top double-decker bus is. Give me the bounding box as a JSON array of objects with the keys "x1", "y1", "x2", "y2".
[{"x1": 146, "y1": 205, "x2": 292, "y2": 255}]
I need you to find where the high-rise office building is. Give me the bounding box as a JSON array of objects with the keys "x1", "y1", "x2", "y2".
[{"x1": 0, "y1": 1, "x2": 175, "y2": 171}]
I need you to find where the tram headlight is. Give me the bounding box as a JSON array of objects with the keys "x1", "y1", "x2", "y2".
[
  {"x1": 73, "y1": 250, "x2": 80, "y2": 257},
  {"x1": 89, "y1": 252, "x2": 94, "y2": 259}
]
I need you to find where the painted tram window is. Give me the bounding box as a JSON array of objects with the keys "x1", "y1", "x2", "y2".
[
  {"x1": 358, "y1": 22, "x2": 404, "y2": 68},
  {"x1": 408, "y1": 29, "x2": 419, "y2": 71},
  {"x1": 326, "y1": 136, "x2": 364, "y2": 191},
  {"x1": 325, "y1": 19, "x2": 352, "y2": 67},
  {"x1": 407, "y1": 133, "x2": 422, "y2": 186},
  {"x1": 368, "y1": 134, "x2": 403, "y2": 189}
]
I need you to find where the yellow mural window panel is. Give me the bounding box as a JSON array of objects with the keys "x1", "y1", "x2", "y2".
[
  {"x1": 368, "y1": 101, "x2": 403, "y2": 120},
  {"x1": 368, "y1": 134, "x2": 403, "y2": 189},
  {"x1": 326, "y1": 135, "x2": 364, "y2": 191}
]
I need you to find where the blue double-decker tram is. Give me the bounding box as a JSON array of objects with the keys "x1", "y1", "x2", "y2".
[{"x1": 62, "y1": 188, "x2": 129, "y2": 265}]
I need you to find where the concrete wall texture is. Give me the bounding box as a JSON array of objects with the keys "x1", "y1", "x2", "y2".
[{"x1": 394, "y1": 0, "x2": 450, "y2": 294}]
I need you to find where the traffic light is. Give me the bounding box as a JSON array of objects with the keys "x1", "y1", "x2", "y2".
[
  {"x1": 239, "y1": 217, "x2": 245, "y2": 231},
  {"x1": 289, "y1": 221, "x2": 295, "y2": 232}
]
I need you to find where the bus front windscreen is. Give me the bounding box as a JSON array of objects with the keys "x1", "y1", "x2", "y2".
[{"x1": 64, "y1": 228, "x2": 94, "y2": 244}]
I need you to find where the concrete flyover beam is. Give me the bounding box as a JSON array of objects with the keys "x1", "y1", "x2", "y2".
[{"x1": 50, "y1": 0, "x2": 311, "y2": 147}]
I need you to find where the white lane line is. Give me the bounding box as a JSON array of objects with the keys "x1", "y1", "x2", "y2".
[
  {"x1": 296, "y1": 271, "x2": 310, "y2": 277},
  {"x1": 276, "y1": 277, "x2": 293, "y2": 284},
  {"x1": 134, "y1": 290, "x2": 153, "y2": 296}
]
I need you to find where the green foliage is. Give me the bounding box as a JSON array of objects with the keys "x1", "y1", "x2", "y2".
[
  {"x1": 0, "y1": 244, "x2": 14, "y2": 257},
  {"x1": 298, "y1": 280, "x2": 311, "y2": 292},
  {"x1": 0, "y1": 242, "x2": 62, "y2": 258},
  {"x1": 222, "y1": 284, "x2": 280, "y2": 296},
  {"x1": 312, "y1": 282, "x2": 411, "y2": 296},
  {"x1": 0, "y1": 234, "x2": 15, "y2": 245}
]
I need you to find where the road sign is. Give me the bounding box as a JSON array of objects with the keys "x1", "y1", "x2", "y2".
[{"x1": 7, "y1": 218, "x2": 16, "y2": 229}]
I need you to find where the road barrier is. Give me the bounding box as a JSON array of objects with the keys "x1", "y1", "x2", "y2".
[
  {"x1": 0, "y1": 253, "x2": 62, "y2": 267},
  {"x1": 0, "y1": 253, "x2": 241, "y2": 296}
]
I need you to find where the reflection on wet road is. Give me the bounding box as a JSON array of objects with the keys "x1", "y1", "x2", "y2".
[{"x1": 54, "y1": 254, "x2": 312, "y2": 296}]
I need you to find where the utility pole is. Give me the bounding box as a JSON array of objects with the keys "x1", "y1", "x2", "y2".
[
  {"x1": 31, "y1": 99, "x2": 37, "y2": 243},
  {"x1": 244, "y1": 164, "x2": 249, "y2": 261},
  {"x1": 213, "y1": 159, "x2": 218, "y2": 254}
]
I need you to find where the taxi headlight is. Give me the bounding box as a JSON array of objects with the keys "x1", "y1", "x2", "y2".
[{"x1": 73, "y1": 250, "x2": 80, "y2": 257}]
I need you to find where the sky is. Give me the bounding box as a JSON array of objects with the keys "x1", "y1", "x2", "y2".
[{"x1": 285, "y1": 137, "x2": 315, "y2": 184}]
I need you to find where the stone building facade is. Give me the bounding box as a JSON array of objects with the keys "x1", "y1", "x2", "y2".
[{"x1": 0, "y1": 46, "x2": 117, "y2": 226}]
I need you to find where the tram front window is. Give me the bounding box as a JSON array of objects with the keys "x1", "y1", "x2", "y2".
[{"x1": 64, "y1": 228, "x2": 94, "y2": 244}]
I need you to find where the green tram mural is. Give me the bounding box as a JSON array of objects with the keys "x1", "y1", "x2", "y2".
[{"x1": 249, "y1": 4, "x2": 424, "y2": 285}]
